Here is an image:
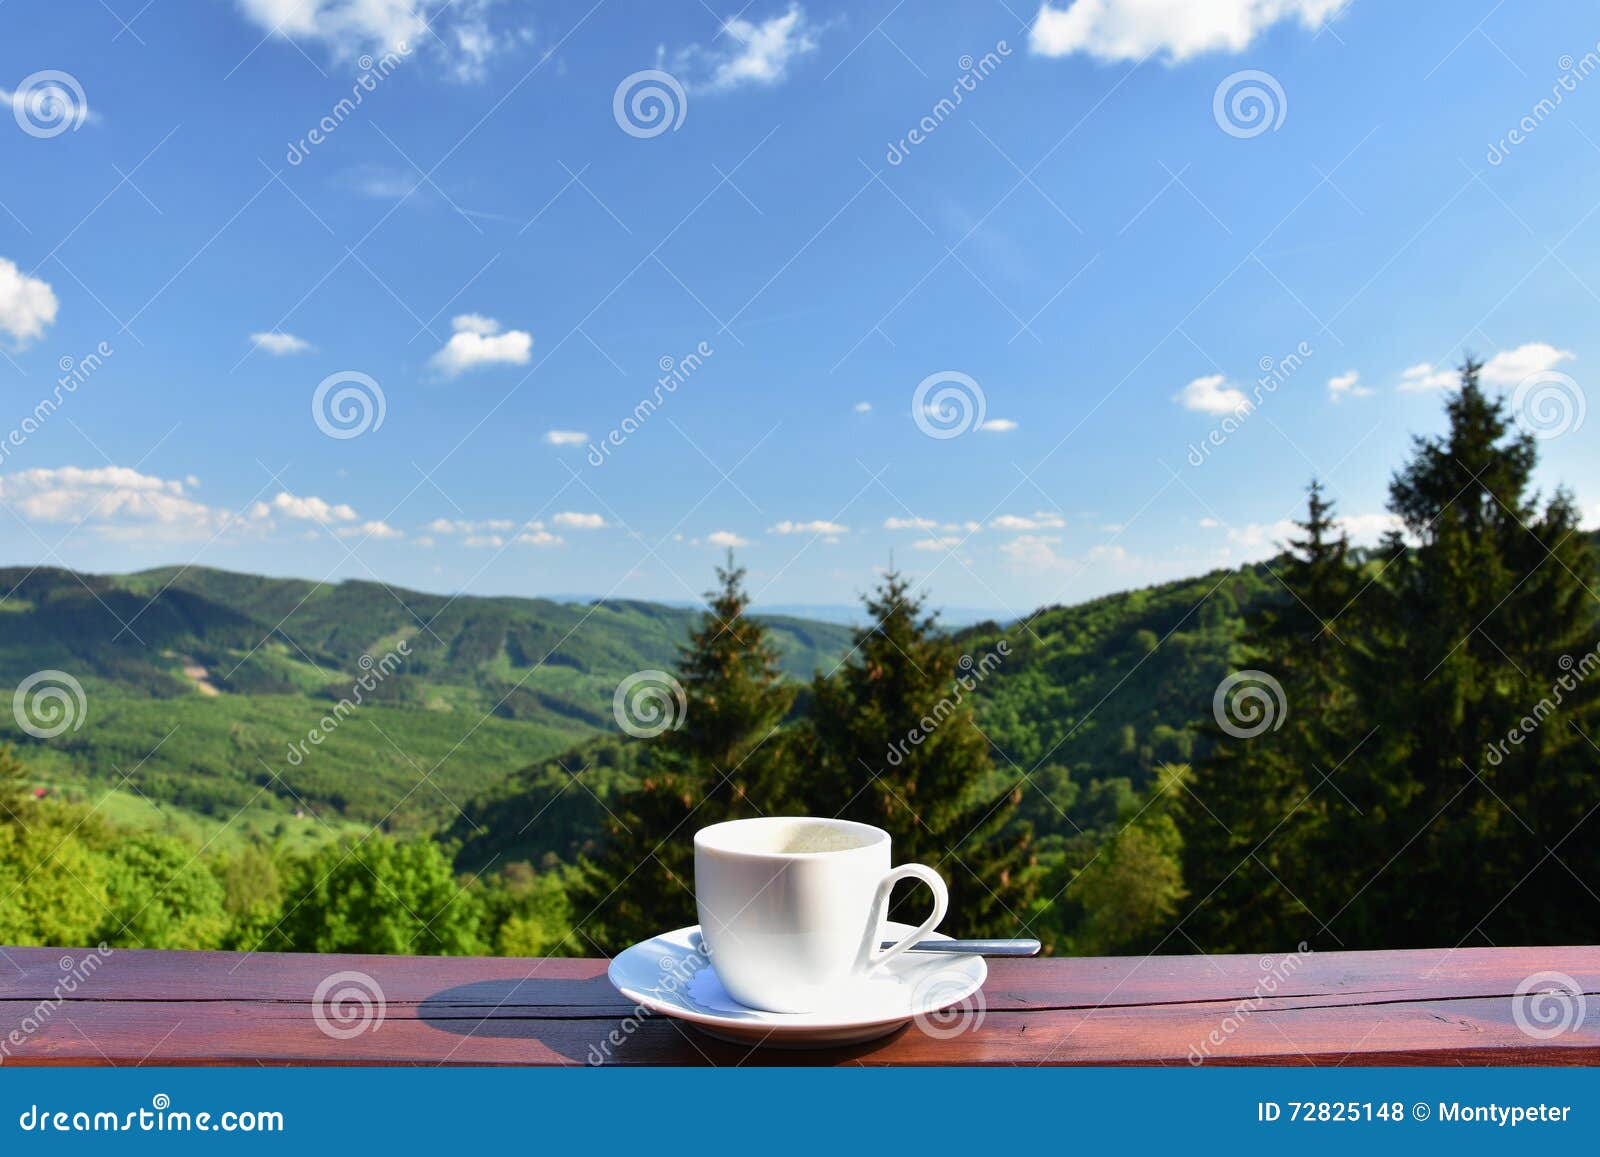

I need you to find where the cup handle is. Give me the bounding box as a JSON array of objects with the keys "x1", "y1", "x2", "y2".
[{"x1": 864, "y1": 863, "x2": 949, "y2": 971}]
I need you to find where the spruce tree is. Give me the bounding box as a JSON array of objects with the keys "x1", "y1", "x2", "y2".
[
  {"x1": 567, "y1": 555, "x2": 798, "y2": 952},
  {"x1": 806, "y1": 570, "x2": 1036, "y2": 936},
  {"x1": 1184, "y1": 480, "x2": 1362, "y2": 950},
  {"x1": 1338, "y1": 362, "x2": 1600, "y2": 946}
]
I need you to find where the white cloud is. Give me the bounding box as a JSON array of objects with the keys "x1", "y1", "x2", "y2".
[
  {"x1": 1327, "y1": 370, "x2": 1371, "y2": 401},
  {"x1": 0, "y1": 467, "x2": 398, "y2": 545},
  {"x1": 260, "y1": 491, "x2": 358, "y2": 523},
  {"x1": 1481, "y1": 342, "x2": 1575, "y2": 385},
  {"x1": 707, "y1": 530, "x2": 750, "y2": 547},
  {"x1": 770, "y1": 519, "x2": 848, "y2": 536},
  {"x1": 233, "y1": 0, "x2": 523, "y2": 82},
  {"x1": 0, "y1": 467, "x2": 216, "y2": 533},
  {"x1": 999, "y1": 533, "x2": 1067, "y2": 570},
  {"x1": 1398, "y1": 361, "x2": 1458, "y2": 392},
  {"x1": 1029, "y1": 0, "x2": 1344, "y2": 63},
  {"x1": 544, "y1": 429, "x2": 589, "y2": 446},
  {"x1": 979, "y1": 418, "x2": 1019, "y2": 432},
  {"x1": 337, "y1": 519, "x2": 402, "y2": 539},
  {"x1": 552, "y1": 511, "x2": 605, "y2": 529},
  {"x1": 1226, "y1": 511, "x2": 1400, "y2": 551},
  {"x1": 853, "y1": 401, "x2": 872, "y2": 413},
  {"x1": 425, "y1": 516, "x2": 563, "y2": 546},
  {"x1": 425, "y1": 517, "x2": 515, "y2": 535},
  {"x1": 991, "y1": 512, "x2": 1066, "y2": 531},
  {"x1": 912, "y1": 536, "x2": 962, "y2": 552},
  {"x1": 428, "y1": 314, "x2": 532, "y2": 376},
  {"x1": 1176, "y1": 373, "x2": 1251, "y2": 415},
  {"x1": 884, "y1": 516, "x2": 938, "y2": 530},
  {"x1": 250, "y1": 331, "x2": 313, "y2": 355},
  {"x1": 0, "y1": 258, "x2": 59, "y2": 348},
  {"x1": 674, "y1": 3, "x2": 820, "y2": 91}
]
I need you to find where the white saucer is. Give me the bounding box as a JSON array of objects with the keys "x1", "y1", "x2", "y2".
[{"x1": 607, "y1": 922, "x2": 987, "y2": 1049}]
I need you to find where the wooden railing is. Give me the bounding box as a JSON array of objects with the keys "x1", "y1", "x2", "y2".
[{"x1": 2, "y1": 945, "x2": 1597, "y2": 1065}]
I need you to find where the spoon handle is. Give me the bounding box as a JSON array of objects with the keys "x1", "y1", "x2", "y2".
[{"x1": 881, "y1": 938, "x2": 1041, "y2": 956}]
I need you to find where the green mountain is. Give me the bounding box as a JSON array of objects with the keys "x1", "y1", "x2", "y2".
[
  {"x1": 0, "y1": 565, "x2": 854, "y2": 843},
  {"x1": 446, "y1": 561, "x2": 1281, "y2": 870}
]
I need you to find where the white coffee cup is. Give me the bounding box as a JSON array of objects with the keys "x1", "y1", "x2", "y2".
[{"x1": 694, "y1": 816, "x2": 949, "y2": 1014}]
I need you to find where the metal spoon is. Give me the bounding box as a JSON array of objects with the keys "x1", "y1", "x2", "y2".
[{"x1": 881, "y1": 938, "x2": 1040, "y2": 956}]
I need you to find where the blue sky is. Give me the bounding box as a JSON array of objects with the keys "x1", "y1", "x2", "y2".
[{"x1": 1, "y1": 0, "x2": 1597, "y2": 618}]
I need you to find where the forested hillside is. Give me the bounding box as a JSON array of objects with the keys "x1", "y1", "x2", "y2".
[
  {"x1": 3, "y1": 370, "x2": 1596, "y2": 959},
  {"x1": 0, "y1": 566, "x2": 852, "y2": 838}
]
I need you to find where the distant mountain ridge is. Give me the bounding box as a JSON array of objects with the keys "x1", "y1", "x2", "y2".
[{"x1": 0, "y1": 565, "x2": 855, "y2": 839}]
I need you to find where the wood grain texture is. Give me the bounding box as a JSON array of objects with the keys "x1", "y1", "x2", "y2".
[{"x1": 1, "y1": 944, "x2": 1596, "y2": 1066}]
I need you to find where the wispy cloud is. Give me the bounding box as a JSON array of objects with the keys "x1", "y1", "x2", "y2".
[
  {"x1": 1327, "y1": 370, "x2": 1371, "y2": 401},
  {"x1": 707, "y1": 530, "x2": 750, "y2": 547},
  {"x1": 233, "y1": 0, "x2": 527, "y2": 82},
  {"x1": 544, "y1": 429, "x2": 589, "y2": 446},
  {"x1": 991, "y1": 512, "x2": 1066, "y2": 531},
  {"x1": 552, "y1": 511, "x2": 606, "y2": 529},
  {"x1": 672, "y1": 4, "x2": 821, "y2": 91},
  {"x1": 250, "y1": 331, "x2": 313, "y2": 355},
  {"x1": 770, "y1": 518, "x2": 847, "y2": 539},
  {"x1": 1397, "y1": 361, "x2": 1458, "y2": 392}
]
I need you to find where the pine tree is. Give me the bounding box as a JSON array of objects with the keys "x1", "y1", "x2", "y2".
[
  {"x1": 806, "y1": 570, "x2": 1036, "y2": 936},
  {"x1": 1184, "y1": 480, "x2": 1363, "y2": 950},
  {"x1": 1337, "y1": 362, "x2": 1600, "y2": 946},
  {"x1": 567, "y1": 555, "x2": 798, "y2": 952}
]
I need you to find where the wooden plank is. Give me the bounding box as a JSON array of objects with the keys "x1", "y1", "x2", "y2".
[
  {"x1": 3, "y1": 993, "x2": 1598, "y2": 1066},
  {"x1": 1, "y1": 944, "x2": 1596, "y2": 1066},
  {"x1": 4, "y1": 944, "x2": 1596, "y2": 1008}
]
